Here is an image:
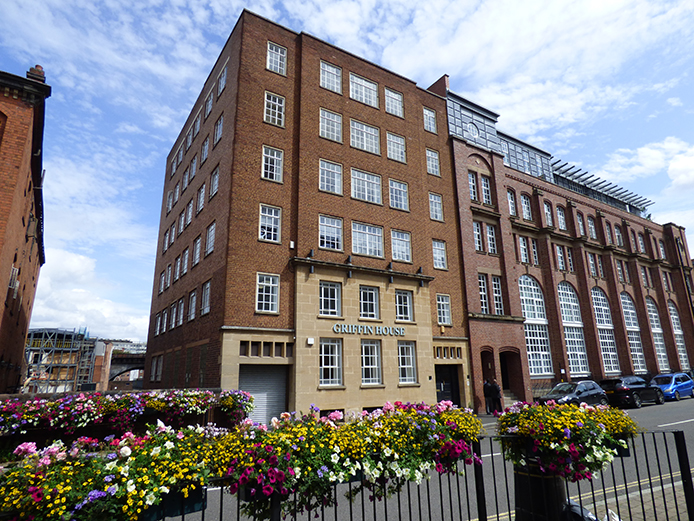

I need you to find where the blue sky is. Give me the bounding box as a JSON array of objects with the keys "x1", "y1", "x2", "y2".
[{"x1": 1, "y1": 0, "x2": 694, "y2": 341}]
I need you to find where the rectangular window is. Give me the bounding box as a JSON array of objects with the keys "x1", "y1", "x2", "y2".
[
  {"x1": 349, "y1": 73, "x2": 378, "y2": 107},
  {"x1": 178, "y1": 211, "x2": 185, "y2": 235},
  {"x1": 395, "y1": 290, "x2": 413, "y2": 321},
  {"x1": 259, "y1": 204, "x2": 281, "y2": 243},
  {"x1": 182, "y1": 248, "x2": 189, "y2": 275},
  {"x1": 170, "y1": 303, "x2": 177, "y2": 329},
  {"x1": 205, "y1": 222, "x2": 216, "y2": 255},
  {"x1": 177, "y1": 298, "x2": 185, "y2": 326},
  {"x1": 468, "y1": 172, "x2": 478, "y2": 200},
  {"x1": 616, "y1": 260, "x2": 625, "y2": 282},
  {"x1": 588, "y1": 217, "x2": 598, "y2": 240},
  {"x1": 188, "y1": 290, "x2": 196, "y2": 321},
  {"x1": 161, "y1": 310, "x2": 167, "y2": 333},
  {"x1": 193, "y1": 236, "x2": 202, "y2": 266},
  {"x1": 205, "y1": 92, "x2": 213, "y2": 118},
  {"x1": 577, "y1": 214, "x2": 586, "y2": 236},
  {"x1": 319, "y1": 108, "x2": 342, "y2": 142},
  {"x1": 163, "y1": 230, "x2": 169, "y2": 252},
  {"x1": 556, "y1": 245, "x2": 566, "y2": 270},
  {"x1": 481, "y1": 176, "x2": 492, "y2": 205},
  {"x1": 214, "y1": 114, "x2": 223, "y2": 145},
  {"x1": 473, "y1": 222, "x2": 484, "y2": 251},
  {"x1": 432, "y1": 240, "x2": 447, "y2": 269},
  {"x1": 519, "y1": 236, "x2": 529, "y2": 263},
  {"x1": 182, "y1": 168, "x2": 189, "y2": 191},
  {"x1": 436, "y1": 294, "x2": 451, "y2": 325},
  {"x1": 264, "y1": 92, "x2": 285, "y2": 127},
  {"x1": 350, "y1": 120, "x2": 379, "y2": 154},
  {"x1": 267, "y1": 42, "x2": 287, "y2": 75},
  {"x1": 486, "y1": 225, "x2": 497, "y2": 254},
  {"x1": 359, "y1": 286, "x2": 379, "y2": 319},
  {"x1": 319, "y1": 281, "x2": 341, "y2": 316},
  {"x1": 557, "y1": 207, "x2": 566, "y2": 230},
  {"x1": 319, "y1": 215, "x2": 342, "y2": 250},
  {"x1": 210, "y1": 167, "x2": 219, "y2": 198},
  {"x1": 597, "y1": 256, "x2": 605, "y2": 278},
  {"x1": 174, "y1": 256, "x2": 181, "y2": 281},
  {"x1": 588, "y1": 253, "x2": 597, "y2": 277},
  {"x1": 166, "y1": 192, "x2": 173, "y2": 214},
  {"x1": 166, "y1": 264, "x2": 172, "y2": 288},
  {"x1": 426, "y1": 149, "x2": 440, "y2": 176},
  {"x1": 387, "y1": 133, "x2": 406, "y2": 162},
  {"x1": 319, "y1": 338, "x2": 342, "y2": 386},
  {"x1": 154, "y1": 314, "x2": 161, "y2": 336},
  {"x1": 659, "y1": 240, "x2": 667, "y2": 260},
  {"x1": 638, "y1": 234, "x2": 647, "y2": 253},
  {"x1": 544, "y1": 201, "x2": 553, "y2": 226},
  {"x1": 201, "y1": 137, "x2": 209, "y2": 163},
  {"x1": 531, "y1": 239, "x2": 539, "y2": 265},
  {"x1": 170, "y1": 224, "x2": 176, "y2": 246},
  {"x1": 567, "y1": 247, "x2": 574, "y2": 272},
  {"x1": 391, "y1": 230, "x2": 411, "y2": 262},
  {"x1": 218, "y1": 65, "x2": 227, "y2": 95},
  {"x1": 262, "y1": 146, "x2": 284, "y2": 182},
  {"x1": 159, "y1": 271, "x2": 165, "y2": 293},
  {"x1": 201, "y1": 280, "x2": 211, "y2": 315},
  {"x1": 319, "y1": 159, "x2": 342, "y2": 194},
  {"x1": 398, "y1": 341, "x2": 417, "y2": 383},
  {"x1": 352, "y1": 222, "x2": 383, "y2": 257},
  {"x1": 492, "y1": 276, "x2": 504, "y2": 315},
  {"x1": 429, "y1": 193, "x2": 443, "y2": 221},
  {"x1": 190, "y1": 155, "x2": 197, "y2": 178},
  {"x1": 423, "y1": 107, "x2": 437, "y2": 133},
  {"x1": 256, "y1": 273, "x2": 279, "y2": 313},
  {"x1": 389, "y1": 179, "x2": 409, "y2": 210},
  {"x1": 361, "y1": 340, "x2": 382, "y2": 385},
  {"x1": 351, "y1": 169, "x2": 382, "y2": 204},
  {"x1": 641, "y1": 266, "x2": 650, "y2": 287},
  {"x1": 521, "y1": 195, "x2": 532, "y2": 220},
  {"x1": 478, "y1": 274, "x2": 489, "y2": 314},
  {"x1": 385, "y1": 88, "x2": 404, "y2": 117},
  {"x1": 193, "y1": 113, "x2": 201, "y2": 136},
  {"x1": 186, "y1": 200, "x2": 193, "y2": 226},
  {"x1": 507, "y1": 190, "x2": 517, "y2": 216},
  {"x1": 320, "y1": 61, "x2": 341, "y2": 93},
  {"x1": 197, "y1": 183, "x2": 205, "y2": 213}
]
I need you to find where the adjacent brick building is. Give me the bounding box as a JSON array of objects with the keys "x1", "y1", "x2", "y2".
[
  {"x1": 145, "y1": 11, "x2": 694, "y2": 419},
  {"x1": 0, "y1": 66, "x2": 50, "y2": 393}
]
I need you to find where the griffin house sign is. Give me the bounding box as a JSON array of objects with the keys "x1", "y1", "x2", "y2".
[{"x1": 332, "y1": 323, "x2": 407, "y2": 336}]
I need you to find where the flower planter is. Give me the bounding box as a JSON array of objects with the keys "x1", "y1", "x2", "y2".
[
  {"x1": 139, "y1": 486, "x2": 206, "y2": 521},
  {"x1": 514, "y1": 463, "x2": 567, "y2": 521}
]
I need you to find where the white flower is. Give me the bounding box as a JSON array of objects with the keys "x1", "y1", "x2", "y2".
[
  {"x1": 126, "y1": 480, "x2": 136, "y2": 493},
  {"x1": 105, "y1": 461, "x2": 116, "y2": 471},
  {"x1": 164, "y1": 441, "x2": 175, "y2": 450},
  {"x1": 119, "y1": 465, "x2": 130, "y2": 477},
  {"x1": 331, "y1": 453, "x2": 339, "y2": 464},
  {"x1": 146, "y1": 493, "x2": 156, "y2": 505},
  {"x1": 294, "y1": 467, "x2": 301, "y2": 479},
  {"x1": 383, "y1": 447, "x2": 392, "y2": 457},
  {"x1": 119, "y1": 446, "x2": 132, "y2": 458},
  {"x1": 151, "y1": 446, "x2": 161, "y2": 456},
  {"x1": 160, "y1": 486, "x2": 170, "y2": 494}
]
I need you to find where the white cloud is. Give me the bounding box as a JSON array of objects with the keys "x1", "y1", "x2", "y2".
[
  {"x1": 667, "y1": 97, "x2": 684, "y2": 106},
  {"x1": 593, "y1": 137, "x2": 691, "y2": 183}
]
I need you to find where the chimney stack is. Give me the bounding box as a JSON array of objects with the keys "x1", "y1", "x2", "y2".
[{"x1": 26, "y1": 65, "x2": 46, "y2": 83}]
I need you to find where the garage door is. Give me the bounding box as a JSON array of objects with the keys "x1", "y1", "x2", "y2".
[{"x1": 238, "y1": 365, "x2": 287, "y2": 426}]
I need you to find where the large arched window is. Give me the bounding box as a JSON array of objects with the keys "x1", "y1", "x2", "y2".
[
  {"x1": 620, "y1": 292, "x2": 647, "y2": 373},
  {"x1": 668, "y1": 301, "x2": 690, "y2": 370},
  {"x1": 591, "y1": 287, "x2": 620, "y2": 373},
  {"x1": 519, "y1": 275, "x2": 552, "y2": 375},
  {"x1": 558, "y1": 282, "x2": 589, "y2": 375},
  {"x1": 646, "y1": 297, "x2": 670, "y2": 372}
]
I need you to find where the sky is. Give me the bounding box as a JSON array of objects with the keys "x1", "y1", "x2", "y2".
[{"x1": 1, "y1": 0, "x2": 694, "y2": 342}]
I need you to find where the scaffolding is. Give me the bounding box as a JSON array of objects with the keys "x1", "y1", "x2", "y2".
[{"x1": 23, "y1": 328, "x2": 96, "y2": 394}]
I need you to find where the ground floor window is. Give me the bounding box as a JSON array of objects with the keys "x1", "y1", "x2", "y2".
[{"x1": 320, "y1": 338, "x2": 342, "y2": 386}]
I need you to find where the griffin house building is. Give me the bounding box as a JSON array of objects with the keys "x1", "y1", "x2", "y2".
[{"x1": 145, "y1": 10, "x2": 694, "y2": 421}]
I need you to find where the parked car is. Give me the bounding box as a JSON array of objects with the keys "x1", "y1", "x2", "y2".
[
  {"x1": 599, "y1": 376, "x2": 664, "y2": 408},
  {"x1": 538, "y1": 380, "x2": 608, "y2": 406},
  {"x1": 652, "y1": 373, "x2": 694, "y2": 400}
]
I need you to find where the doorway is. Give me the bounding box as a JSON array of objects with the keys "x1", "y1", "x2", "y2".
[{"x1": 435, "y1": 365, "x2": 461, "y2": 406}]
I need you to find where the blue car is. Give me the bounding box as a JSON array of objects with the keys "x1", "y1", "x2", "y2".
[{"x1": 652, "y1": 373, "x2": 694, "y2": 401}]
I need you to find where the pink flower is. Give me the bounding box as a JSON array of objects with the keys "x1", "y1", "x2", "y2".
[
  {"x1": 14, "y1": 442, "x2": 37, "y2": 457},
  {"x1": 327, "y1": 410, "x2": 343, "y2": 421},
  {"x1": 262, "y1": 484, "x2": 274, "y2": 497},
  {"x1": 383, "y1": 401, "x2": 395, "y2": 412}
]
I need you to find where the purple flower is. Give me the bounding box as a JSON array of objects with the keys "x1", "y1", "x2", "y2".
[{"x1": 563, "y1": 428, "x2": 571, "y2": 439}]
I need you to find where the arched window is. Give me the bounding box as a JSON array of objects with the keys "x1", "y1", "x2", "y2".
[
  {"x1": 521, "y1": 194, "x2": 532, "y2": 220},
  {"x1": 620, "y1": 292, "x2": 647, "y2": 373},
  {"x1": 587, "y1": 216, "x2": 597, "y2": 239},
  {"x1": 591, "y1": 287, "x2": 620, "y2": 373},
  {"x1": 544, "y1": 201, "x2": 553, "y2": 227},
  {"x1": 519, "y1": 275, "x2": 552, "y2": 375},
  {"x1": 614, "y1": 225, "x2": 624, "y2": 247},
  {"x1": 668, "y1": 301, "x2": 690, "y2": 370},
  {"x1": 646, "y1": 297, "x2": 669, "y2": 372},
  {"x1": 507, "y1": 189, "x2": 517, "y2": 216},
  {"x1": 556, "y1": 206, "x2": 567, "y2": 230},
  {"x1": 605, "y1": 222, "x2": 613, "y2": 244},
  {"x1": 576, "y1": 213, "x2": 586, "y2": 236},
  {"x1": 558, "y1": 282, "x2": 588, "y2": 375}
]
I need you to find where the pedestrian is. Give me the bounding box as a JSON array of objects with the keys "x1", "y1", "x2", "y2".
[
  {"x1": 483, "y1": 379, "x2": 493, "y2": 414},
  {"x1": 492, "y1": 379, "x2": 503, "y2": 414}
]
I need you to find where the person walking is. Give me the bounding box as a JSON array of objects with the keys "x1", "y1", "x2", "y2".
[
  {"x1": 483, "y1": 379, "x2": 493, "y2": 414},
  {"x1": 491, "y1": 379, "x2": 503, "y2": 414}
]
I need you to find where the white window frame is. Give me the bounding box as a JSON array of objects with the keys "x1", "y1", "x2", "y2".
[
  {"x1": 646, "y1": 297, "x2": 670, "y2": 372},
  {"x1": 478, "y1": 274, "x2": 489, "y2": 314},
  {"x1": 481, "y1": 176, "x2": 492, "y2": 205},
  {"x1": 181, "y1": 248, "x2": 189, "y2": 275},
  {"x1": 266, "y1": 42, "x2": 287, "y2": 75},
  {"x1": 351, "y1": 169, "x2": 382, "y2": 204},
  {"x1": 492, "y1": 276, "x2": 504, "y2": 315},
  {"x1": 197, "y1": 183, "x2": 205, "y2": 213},
  {"x1": 319, "y1": 338, "x2": 342, "y2": 386},
  {"x1": 429, "y1": 193, "x2": 443, "y2": 221},
  {"x1": 423, "y1": 107, "x2": 437, "y2": 133},
  {"x1": 210, "y1": 167, "x2": 219, "y2": 198},
  {"x1": 519, "y1": 236, "x2": 529, "y2": 263},
  {"x1": 205, "y1": 222, "x2": 216, "y2": 255},
  {"x1": 188, "y1": 290, "x2": 197, "y2": 321},
  {"x1": 398, "y1": 341, "x2": 417, "y2": 383},
  {"x1": 201, "y1": 280, "x2": 211, "y2": 315},
  {"x1": 262, "y1": 146, "x2": 284, "y2": 182},
  {"x1": 349, "y1": 73, "x2": 378, "y2": 108},
  {"x1": 519, "y1": 275, "x2": 553, "y2": 375},
  {"x1": 558, "y1": 281, "x2": 589, "y2": 375},
  {"x1": 352, "y1": 222, "x2": 383, "y2": 257},
  {"x1": 544, "y1": 201, "x2": 553, "y2": 227},
  {"x1": 201, "y1": 137, "x2": 209, "y2": 163},
  {"x1": 350, "y1": 120, "x2": 380, "y2": 154},
  {"x1": 320, "y1": 61, "x2": 341, "y2": 93},
  {"x1": 387, "y1": 132, "x2": 406, "y2": 162},
  {"x1": 507, "y1": 190, "x2": 517, "y2": 216},
  {"x1": 259, "y1": 204, "x2": 281, "y2": 243},
  {"x1": 319, "y1": 281, "x2": 342, "y2": 317},
  {"x1": 391, "y1": 230, "x2": 411, "y2": 262},
  {"x1": 193, "y1": 236, "x2": 201, "y2": 266},
  {"x1": 395, "y1": 290, "x2": 413, "y2": 321},
  {"x1": 521, "y1": 194, "x2": 532, "y2": 220},
  {"x1": 256, "y1": 273, "x2": 279, "y2": 314},
  {"x1": 620, "y1": 292, "x2": 646, "y2": 373},
  {"x1": 591, "y1": 287, "x2": 620, "y2": 373},
  {"x1": 432, "y1": 239, "x2": 447, "y2": 269},
  {"x1": 359, "y1": 286, "x2": 379, "y2": 319},
  {"x1": 385, "y1": 88, "x2": 404, "y2": 117},
  {"x1": 468, "y1": 172, "x2": 478, "y2": 201},
  {"x1": 473, "y1": 222, "x2": 484, "y2": 252},
  {"x1": 361, "y1": 339, "x2": 382, "y2": 385},
  {"x1": 213, "y1": 114, "x2": 223, "y2": 145},
  {"x1": 319, "y1": 159, "x2": 342, "y2": 194},
  {"x1": 389, "y1": 179, "x2": 409, "y2": 211},
  {"x1": 588, "y1": 216, "x2": 597, "y2": 240},
  {"x1": 264, "y1": 92, "x2": 285, "y2": 127},
  {"x1": 320, "y1": 108, "x2": 342, "y2": 142},
  {"x1": 437, "y1": 294, "x2": 451, "y2": 325},
  {"x1": 486, "y1": 225, "x2": 497, "y2": 254},
  {"x1": 556, "y1": 207, "x2": 567, "y2": 230},
  {"x1": 319, "y1": 215, "x2": 342, "y2": 251},
  {"x1": 426, "y1": 149, "x2": 440, "y2": 176}
]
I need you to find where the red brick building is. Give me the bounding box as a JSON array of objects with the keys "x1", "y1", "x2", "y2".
[
  {"x1": 0, "y1": 66, "x2": 50, "y2": 393},
  {"x1": 145, "y1": 11, "x2": 694, "y2": 418}
]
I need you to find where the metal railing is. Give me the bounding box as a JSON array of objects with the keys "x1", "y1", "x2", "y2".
[{"x1": 144, "y1": 431, "x2": 694, "y2": 521}]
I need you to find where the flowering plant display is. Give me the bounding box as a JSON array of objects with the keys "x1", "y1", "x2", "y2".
[
  {"x1": 0, "y1": 400, "x2": 483, "y2": 521},
  {"x1": 496, "y1": 401, "x2": 639, "y2": 482},
  {"x1": 0, "y1": 389, "x2": 253, "y2": 437}
]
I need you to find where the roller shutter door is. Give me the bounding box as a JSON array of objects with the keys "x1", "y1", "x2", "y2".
[{"x1": 238, "y1": 365, "x2": 287, "y2": 425}]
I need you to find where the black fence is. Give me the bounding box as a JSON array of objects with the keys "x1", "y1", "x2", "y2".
[{"x1": 145, "y1": 431, "x2": 694, "y2": 521}]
